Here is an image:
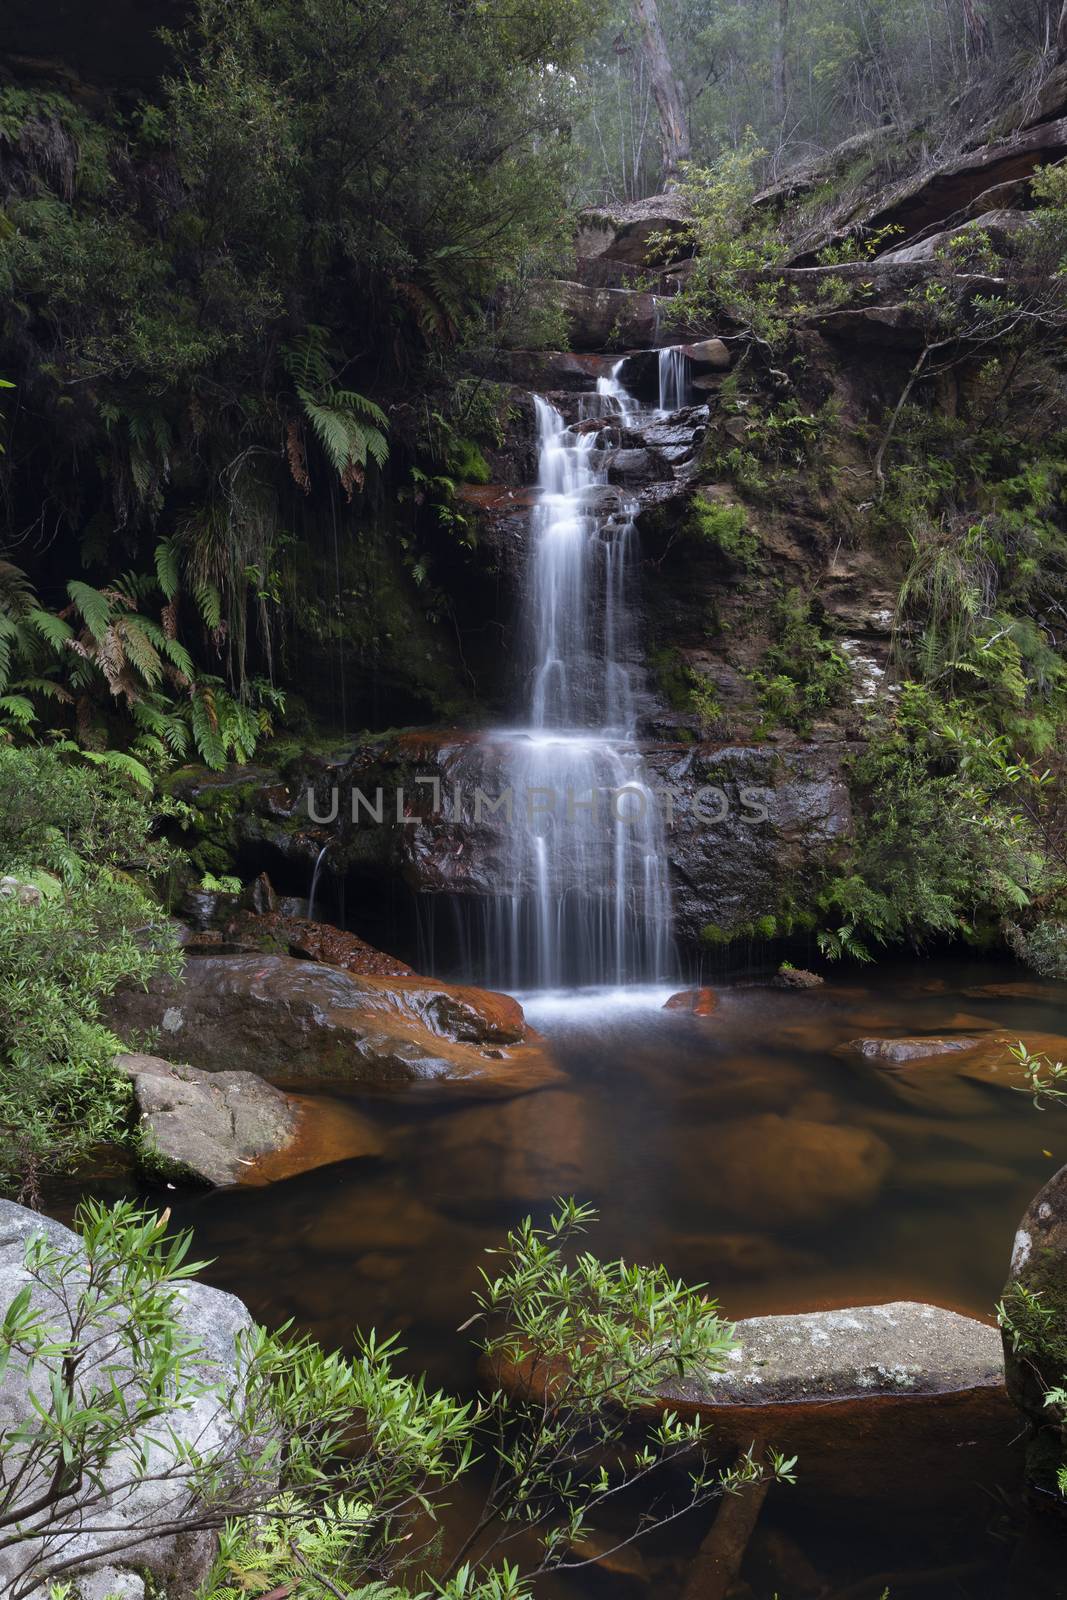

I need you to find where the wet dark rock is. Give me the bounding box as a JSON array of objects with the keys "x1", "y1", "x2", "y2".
[
  {"x1": 850, "y1": 1035, "x2": 982, "y2": 1062},
  {"x1": 117, "y1": 1052, "x2": 298, "y2": 1187},
  {"x1": 605, "y1": 447, "x2": 664, "y2": 488},
  {"x1": 106, "y1": 954, "x2": 563, "y2": 1098},
  {"x1": 771, "y1": 965, "x2": 824, "y2": 989},
  {"x1": 490, "y1": 350, "x2": 619, "y2": 392},
  {"x1": 645, "y1": 742, "x2": 853, "y2": 948}
]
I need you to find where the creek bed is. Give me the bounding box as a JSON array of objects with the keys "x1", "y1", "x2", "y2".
[{"x1": 102, "y1": 957, "x2": 1067, "y2": 1595}]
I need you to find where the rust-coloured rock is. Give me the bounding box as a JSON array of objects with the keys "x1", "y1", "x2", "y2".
[
  {"x1": 106, "y1": 954, "x2": 562, "y2": 1099},
  {"x1": 663, "y1": 987, "x2": 719, "y2": 1016}
]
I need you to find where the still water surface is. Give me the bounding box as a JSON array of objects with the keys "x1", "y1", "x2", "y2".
[{"x1": 142, "y1": 958, "x2": 1067, "y2": 1595}]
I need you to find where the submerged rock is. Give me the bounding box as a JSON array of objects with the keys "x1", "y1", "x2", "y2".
[
  {"x1": 107, "y1": 954, "x2": 561, "y2": 1098},
  {"x1": 0, "y1": 1200, "x2": 253, "y2": 1598},
  {"x1": 696, "y1": 1114, "x2": 891, "y2": 1227}
]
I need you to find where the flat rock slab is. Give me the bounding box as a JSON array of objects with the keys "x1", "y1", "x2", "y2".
[
  {"x1": 666, "y1": 1302, "x2": 1003, "y2": 1406},
  {"x1": 660, "y1": 1302, "x2": 1019, "y2": 1508}
]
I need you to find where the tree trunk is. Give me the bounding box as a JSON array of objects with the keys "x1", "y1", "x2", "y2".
[
  {"x1": 631, "y1": 0, "x2": 691, "y2": 188},
  {"x1": 772, "y1": 0, "x2": 790, "y2": 124},
  {"x1": 1058, "y1": 0, "x2": 1067, "y2": 59}
]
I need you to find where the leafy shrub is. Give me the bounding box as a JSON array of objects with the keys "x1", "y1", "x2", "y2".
[
  {"x1": 750, "y1": 589, "x2": 852, "y2": 733},
  {"x1": 818, "y1": 689, "x2": 1036, "y2": 961},
  {"x1": 1, "y1": 1200, "x2": 793, "y2": 1600},
  {"x1": 0, "y1": 745, "x2": 181, "y2": 1194}
]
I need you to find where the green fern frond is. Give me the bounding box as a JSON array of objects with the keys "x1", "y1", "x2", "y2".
[
  {"x1": 0, "y1": 694, "x2": 35, "y2": 726},
  {"x1": 67, "y1": 581, "x2": 113, "y2": 641},
  {"x1": 80, "y1": 748, "x2": 154, "y2": 790},
  {"x1": 193, "y1": 579, "x2": 222, "y2": 631},
  {"x1": 154, "y1": 537, "x2": 181, "y2": 600},
  {"x1": 27, "y1": 609, "x2": 74, "y2": 650}
]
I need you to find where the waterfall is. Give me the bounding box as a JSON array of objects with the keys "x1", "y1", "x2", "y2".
[
  {"x1": 658, "y1": 346, "x2": 691, "y2": 413},
  {"x1": 463, "y1": 376, "x2": 674, "y2": 991},
  {"x1": 307, "y1": 843, "x2": 329, "y2": 923}
]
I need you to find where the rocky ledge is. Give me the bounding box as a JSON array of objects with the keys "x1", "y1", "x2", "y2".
[{"x1": 107, "y1": 953, "x2": 562, "y2": 1099}]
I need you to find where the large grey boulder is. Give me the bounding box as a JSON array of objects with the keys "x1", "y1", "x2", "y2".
[
  {"x1": 0, "y1": 1201, "x2": 253, "y2": 1599},
  {"x1": 117, "y1": 1052, "x2": 299, "y2": 1187}
]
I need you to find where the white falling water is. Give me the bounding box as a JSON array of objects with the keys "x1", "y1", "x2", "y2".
[
  {"x1": 658, "y1": 346, "x2": 690, "y2": 412},
  {"x1": 464, "y1": 375, "x2": 674, "y2": 991}
]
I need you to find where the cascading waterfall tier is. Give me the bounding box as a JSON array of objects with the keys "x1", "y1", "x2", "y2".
[
  {"x1": 452, "y1": 365, "x2": 675, "y2": 990},
  {"x1": 658, "y1": 346, "x2": 691, "y2": 412}
]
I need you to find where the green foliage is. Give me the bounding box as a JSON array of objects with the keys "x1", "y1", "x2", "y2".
[
  {"x1": 0, "y1": 1199, "x2": 793, "y2": 1600},
  {"x1": 0, "y1": 555, "x2": 282, "y2": 768},
  {"x1": 1006, "y1": 916, "x2": 1067, "y2": 980},
  {"x1": 0, "y1": 745, "x2": 182, "y2": 1195},
  {"x1": 657, "y1": 140, "x2": 787, "y2": 345},
  {"x1": 749, "y1": 589, "x2": 852, "y2": 734},
  {"x1": 0, "y1": 0, "x2": 598, "y2": 745},
  {"x1": 817, "y1": 687, "x2": 1039, "y2": 960},
  {"x1": 689, "y1": 498, "x2": 760, "y2": 569}
]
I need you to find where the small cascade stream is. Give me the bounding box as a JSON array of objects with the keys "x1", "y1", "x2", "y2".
[{"x1": 467, "y1": 367, "x2": 675, "y2": 991}]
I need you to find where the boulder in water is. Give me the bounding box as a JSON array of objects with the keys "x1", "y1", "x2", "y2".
[
  {"x1": 663, "y1": 987, "x2": 718, "y2": 1016},
  {"x1": 661, "y1": 1302, "x2": 1018, "y2": 1507},
  {"x1": 770, "y1": 965, "x2": 824, "y2": 989},
  {"x1": 849, "y1": 1035, "x2": 982, "y2": 1062},
  {"x1": 118, "y1": 1052, "x2": 299, "y2": 1186},
  {"x1": 106, "y1": 954, "x2": 562, "y2": 1098}
]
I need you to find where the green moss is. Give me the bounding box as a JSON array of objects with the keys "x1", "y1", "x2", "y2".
[
  {"x1": 689, "y1": 499, "x2": 760, "y2": 569},
  {"x1": 448, "y1": 436, "x2": 492, "y2": 484}
]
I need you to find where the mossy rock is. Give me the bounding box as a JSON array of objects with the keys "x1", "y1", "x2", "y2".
[{"x1": 1002, "y1": 1163, "x2": 1067, "y2": 1490}]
